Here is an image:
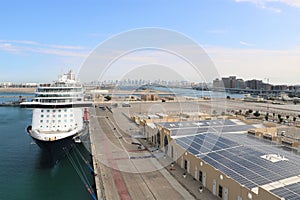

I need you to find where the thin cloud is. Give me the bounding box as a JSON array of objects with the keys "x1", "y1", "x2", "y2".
[
  {"x1": 46, "y1": 44, "x2": 85, "y2": 50},
  {"x1": 0, "y1": 43, "x2": 23, "y2": 54},
  {"x1": 235, "y1": 0, "x2": 300, "y2": 8},
  {"x1": 0, "y1": 39, "x2": 85, "y2": 50},
  {"x1": 240, "y1": 41, "x2": 255, "y2": 46},
  {"x1": 204, "y1": 44, "x2": 300, "y2": 84},
  {"x1": 0, "y1": 39, "x2": 89, "y2": 57},
  {"x1": 234, "y1": 0, "x2": 300, "y2": 12}
]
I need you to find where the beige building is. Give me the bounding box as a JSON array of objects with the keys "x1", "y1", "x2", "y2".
[
  {"x1": 143, "y1": 119, "x2": 300, "y2": 200},
  {"x1": 141, "y1": 94, "x2": 160, "y2": 101}
]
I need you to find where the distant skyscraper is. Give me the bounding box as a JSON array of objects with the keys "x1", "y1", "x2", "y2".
[
  {"x1": 246, "y1": 79, "x2": 263, "y2": 90},
  {"x1": 213, "y1": 78, "x2": 224, "y2": 89},
  {"x1": 220, "y1": 76, "x2": 237, "y2": 88},
  {"x1": 229, "y1": 76, "x2": 237, "y2": 88},
  {"x1": 236, "y1": 79, "x2": 245, "y2": 89},
  {"x1": 221, "y1": 77, "x2": 230, "y2": 88}
]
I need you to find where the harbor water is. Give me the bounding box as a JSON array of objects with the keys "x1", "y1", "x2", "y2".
[
  {"x1": 119, "y1": 85, "x2": 245, "y2": 99},
  {"x1": 0, "y1": 102, "x2": 95, "y2": 199},
  {"x1": 0, "y1": 87, "x2": 240, "y2": 200}
]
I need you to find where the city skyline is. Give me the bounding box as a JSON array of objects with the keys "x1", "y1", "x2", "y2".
[
  {"x1": 2, "y1": 75, "x2": 300, "y2": 88},
  {"x1": 1, "y1": 1, "x2": 300, "y2": 84}
]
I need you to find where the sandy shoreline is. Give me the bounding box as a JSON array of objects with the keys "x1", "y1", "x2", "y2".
[{"x1": 0, "y1": 87, "x2": 35, "y2": 93}]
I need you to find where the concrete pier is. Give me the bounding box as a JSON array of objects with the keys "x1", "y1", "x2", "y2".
[
  {"x1": 89, "y1": 99, "x2": 300, "y2": 200},
  {"x1": 89, "y1": 105, "x2": 217, "y2": 200}
]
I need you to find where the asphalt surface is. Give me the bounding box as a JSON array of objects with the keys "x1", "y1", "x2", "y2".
[{"x1": 89, "y1": 106, "x2": 218, "y2": 200}]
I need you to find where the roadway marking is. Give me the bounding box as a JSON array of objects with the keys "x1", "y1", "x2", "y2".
[{"x1": 92, "y1": 112, "x2": 132, "y2": 200}]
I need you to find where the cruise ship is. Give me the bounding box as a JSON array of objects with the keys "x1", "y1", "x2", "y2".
[{"x1": 21, "y1": 70, "x2": 93, "y2": 163}]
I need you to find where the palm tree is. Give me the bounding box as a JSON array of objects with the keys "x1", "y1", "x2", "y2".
[
  {"x1": 254, "y1": 111, "x2": 260, "y2": 118},
  {"x1": 278, "y1": 114, "x2": 282, "y2": 123},
  {"x1": 265, "y1": 113, "x2": 269, "y2": 121},
  {"x1": 279, "y1": 117, "x2": 284, "y2": 123},
  {"x1": 212, "y1": 110, "x2": 217, "y2": 116},
  {"x1": 286, "y1": 115, "x2": 290, "y2": 124}
]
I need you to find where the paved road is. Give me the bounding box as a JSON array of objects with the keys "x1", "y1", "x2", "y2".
[{"x1": 89, "y1": 107, "x2": 215, "y2": 200}]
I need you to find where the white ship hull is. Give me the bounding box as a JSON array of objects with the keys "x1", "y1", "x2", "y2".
[
  {"x1": 28, "y1": 123, "x2": 88, "y2": 164},
  {"x1": 22, "y1": 70, "x2": 92, "y2": 164}
]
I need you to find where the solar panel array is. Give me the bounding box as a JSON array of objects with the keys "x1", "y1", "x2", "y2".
[
  {"x1": 159, "y1": 119, "x2": 236, "y2": 130},
  {"x1": 158, "y1": 119, "x2": 254, "y2": 137},
  {"x1": 173, "y1": 119, "x2": 300, "y2": 200},
  {"x1": 271, "y1": 182, "x2": 300, "y2": 200}
]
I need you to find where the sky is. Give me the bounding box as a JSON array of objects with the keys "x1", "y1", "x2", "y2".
[{"x1": 0, "y1": 0, "x2": 300, "y2": 85}]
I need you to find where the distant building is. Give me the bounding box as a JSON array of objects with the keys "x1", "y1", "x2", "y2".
[
  {"x1": 141, "y1": 94, "x2": 159, "y2": 101},
  {"x1": 22, "y1": 83, "x2": 38, "y2": 87},
  {"x1": 0, "y1": 82, "x2": 12, "y2": 88},
  {"x1": 261, "y1": 83, "x2": 272, "y2": 91},
  {"x1": 229, "y1": 76, "x2": 237, "y2": 88},
  {"x1": 221, "y1": 77, "x2": 230, "y2": 88},
  {"x1": 272, "y1": 85, "x2": 288, "y2": 91},
  {"x1": 236, "y1": 79, "x2": 245, "y2": 89},
  {"x1": 213, "y1": 78, "x2": 224, "y2": 89},
  {"x1": 221, "y1": 76, "x2": 237, "y2": 88},
  {"x1": 246, "y1": 79, "x2": 263, "y2": 90}
]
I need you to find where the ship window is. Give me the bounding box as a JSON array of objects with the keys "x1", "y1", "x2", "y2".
[
  {"x1": 47, "y1": 110, "x2": 50, "y2": 112},
  {"x1": 64, "y1": 125, "x2": 67, "y2": 127},
  {"x1": 64, "y1": 119, "x2": 67, "y2": 122},
  {"x1": 58, "y1": 110, "x2": 61, "y2": 112},
  {"x1": 40, "y1": 120, "x2": 43, "y2": 123},
  {"x1": 64, "y1": 109, "x2": 67, "y2": 112},
  {"x1": 58, "y1": 115, "x2": 61, "y2": 118},
  {"x1": 41, "y1": 110, "x2": 44, "y2": 113},
  {"x1": 46, "y1": 120, "x2": 49, "y2": 123},
  {"x1": 52, "y1": 120, "x2": 55, "y2": 123},
  {"x1": 58, "y1": 120, "x2": 61, "y2": 123},
  {"x1": 40, "y1": 125, "x2": 43, "y2": 128},
  {"x1": 53, "y1": 110, "x2": 56, "y2": 112},
  {"x1": 70, "y1": 114, "x2": 73, "y2": 117},
  {"x1": 70, "y1": 119, "x2": 73, "y2": 122},
  {"x1": 46, "y1": 115, "x2": 49, "y2": 118},
  {"x1": 41, "y1": 115, "x2": 44, "y2": 118},
  {"x1": 53, "y1": 115, "x2": 55, "y2": 117}
]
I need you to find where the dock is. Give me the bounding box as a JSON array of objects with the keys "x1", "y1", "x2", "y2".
[
  {"x1": 88, "y1": 105, "x2": 217, "y2": 200},
  {"x1": 88, "y1": 98, "x2": 300, "y2": 200},
  {"x1": 0, "y1": 101, "x2": 23, "y2": 107}
]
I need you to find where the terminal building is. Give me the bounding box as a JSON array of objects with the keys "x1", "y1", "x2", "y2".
[{"x1": 143, "y1": 118, "x2": 300, "y2": 200}]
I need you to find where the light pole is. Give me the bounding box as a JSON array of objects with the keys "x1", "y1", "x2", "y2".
[{"x1": 264, "y1": 78, "x2": 270, "y2": 117}]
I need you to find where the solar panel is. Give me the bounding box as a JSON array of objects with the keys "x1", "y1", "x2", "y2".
[
  {"x1": 271, "y1": 182, "x2": 300, "y2": 200},
  {"x1": 173, "y1": 119, "x2": 300, "y2": 200},
  {"x1": 158, "y1": 119, "x2": 237, "y2": 130}
]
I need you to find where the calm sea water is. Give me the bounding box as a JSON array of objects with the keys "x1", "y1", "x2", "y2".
[
  {"x1": 119, "y1": 86, "x2": 245, "y2": 99},
  {"x1": 0, "y1": 105, "x2": 95, "y2": 199},
  {"x1": 0, "y1": 87, "x2": 241, "y2": 199}
]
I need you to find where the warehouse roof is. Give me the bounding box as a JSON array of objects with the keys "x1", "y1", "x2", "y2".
[{"x1": 159, "y1": 119, "x2": 300, "y2": 200}]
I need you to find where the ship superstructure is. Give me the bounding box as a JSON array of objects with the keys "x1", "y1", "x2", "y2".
[{"x1": 21, "y1": 70, "x2": 92, "y2": 163}]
